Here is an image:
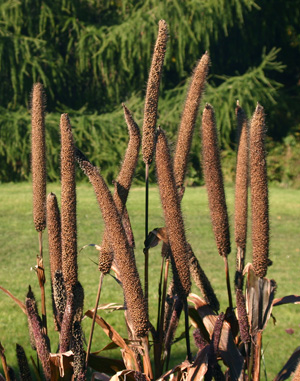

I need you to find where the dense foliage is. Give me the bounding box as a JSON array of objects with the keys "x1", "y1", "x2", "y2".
[{"x1": 1, "y1": 0, "x2": 299, "y2": 183}]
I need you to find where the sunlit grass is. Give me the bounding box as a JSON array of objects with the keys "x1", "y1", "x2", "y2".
[{"x1": 0, "y1": 182, "x2": 299, "y2": 378}]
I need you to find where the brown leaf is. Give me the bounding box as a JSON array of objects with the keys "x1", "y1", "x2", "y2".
[
  {"x1": 245, "y1": 263, "x2": 276, "y2": 335},
  {"x1": 274, "y1": 347, "x2": 300, "y2": 381},
  {"x1": 49, "y1": 351, "x2": 73, "y2": 379},
  {"x1": 0, "y1": 286, "x2": 26, "y2": 314},
  {"x1": 110, "y1": 370, "x2": 150, "y2": 380},
  {"x1": 85, "y1": 310, "x2": 139, "y2": 370},
  {"x1": 144, "y1": 227, "x2": 168, "y2": 250},
  {"x1": 88, "y1": 354, "x2": 125, "y2": 375},
  {"x1": 273, "y1": 295, "x2": 300, "y2": 307},
  {"x1": 185, "y1": 346, "x2": 209, "y2": 381},
  {"x1": 188, "y1": 293, "x2": 243, "y2": 380}
]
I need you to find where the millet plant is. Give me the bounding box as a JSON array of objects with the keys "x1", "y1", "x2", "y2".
[{"x1": 1, "y1": 20, "x2": 300, "y2": 381}]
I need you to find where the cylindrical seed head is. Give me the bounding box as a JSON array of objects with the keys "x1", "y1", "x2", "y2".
[
  {"x1": 16, "y1": 344, "x2": 32, "y2": 381},
  {"x1": 174, "y1": 52, "x2": 210, "y2": 190},
  {"x1": 75, "y1": 151, "x2": 149, "y2": 337},
  {"x1": 47, "y1": 192, "x2": 62, "y2": 282},
  {"x1": 235, "y1": 103, "x2": 249, "y2": 252},
  {"x1": 155, "y1": 128, "x2": 191, "y2": 299},
  {"x1": 60, "y1": 113, "x2": 78, "y2": 293},
  {"x1": 142, "y1": 20, "x2": 168, "y2": 164},
  {"x1": 25, "y1": 288, "x2": 51, "y2": 380},
  {"x1": 250, "y1": 104, "x2": 269, "y2": 278},
  {"x1": 52, "y1": 270, "x2": 66, "y2": 330},
  {"x1": 98, "y1": 104, "x2": 140, "y2": 273},
  {"x1": 235, "y1": 288, "x2": 250, "y2": 344},
  {"x1": 71, "y1": 321, "x2": 86, "y2": 379},
  {"x1": 201, "y1": 104, "x2": 231, "y2": 257},
  {"x1": 31, "y1": 83, "x2": 46, "y2": 232}
]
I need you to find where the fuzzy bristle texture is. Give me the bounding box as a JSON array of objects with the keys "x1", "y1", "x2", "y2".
[
  {"x1": 193, "y1": 329, "x2": 208, "y2": 351},
  {"x1": 155, "y1": 128, "x2": 191, "y2": 299},
  {"x1": 174, "y1": 52, "x2": 210, "y2": 190},
  {"x1": 235, "y1": 104, "x2": 249, "y2": 251},
  {"x1": 71, "y1": 321, "x2": 86, "y2": 379},
  {"x1": 142, "y1": 20, "x2": 168, "y2": 164},
  {"x1": 250, "y1": 104, "x2": 269, "y2": 278},
  {"x1": 187, "y1": 244, "x2": 220, "y2": 312},
  {"x1": 16, "y1": 344, "x2": 32, "y2": 381},
  {"x1": 163, "y1": 280, "x2": 175, "y2": 336},
  {"x1": 60, "y1": 113, "x2": 78, "y2": 293},
  {"x1": 201, "y1": 104, "x2": 231, "y2": 257},
  {"x1": 75, "y1": 150, "x2": 149, "y2": 337},
  {"x1": 164, "y1": 298, "x2": 183, "y2": 355},
  {"x1": 25, "y1": 288, "x2": 51, "y2": 380},
  {"x1": 235, "y1": 289, "x2": 250, "y2": 344},
  {"x1": 47, "y1": 193, "x2": 62, "y2": 282},
  {"x1": 98, "y1": 104, "x2": 140, "y2": 273},
  {"x1": 53, "y1": 270, "x2": 66, "y2": 325},
  {"x1": 60, "y1": 293, "x2": 74, "y2": 352},
  {"x1": 31, "y1": 83, "x2": 46, "y2": 232}
]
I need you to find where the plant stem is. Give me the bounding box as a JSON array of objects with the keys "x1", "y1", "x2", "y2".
[
  {"x1": 144, "y1": 163, "x2": 149, "y2": 306},
  {"x1": 224, "y1": 256, "x2": 233, "y2": 310},
  {"x1": 156, "y1": 256, "x2": 165, "y2": 333},
  {"x1": 86, "y1": 272, "x2": 104, "y2": 370},
  {"x1": 253, "y1": 331, "x2": 262, "y2": 381}
]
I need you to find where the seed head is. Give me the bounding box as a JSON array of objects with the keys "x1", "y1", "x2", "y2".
[
  {"x1": 52, "y1": 270, "x2": 66, "y2": 330},
  {"x1": 71, "y1": 321, "x2": 85, "y2": 379},
  {"x1": 250, "y1": 104, "x2": 269, "y2": 278},
  {"x1": 142, "y1": 20, "x2": 168, "y2": 164},
  {"x1": 76, "y1": 151, "x2": 149, "y2": 337},
  {"x1": 174, "y1": 52, "x2": 210, "y2": 190},
  {"x1": 47, "y1": 192, "x2": 62, "y2": 282},
  {"x1": 16, "y1": 344, "x2": 32, "y2": 381},
  {"x1": 201, "y1": 104, "x2": 231, "y2": 257},
  {"x1": 155, "y1": 128, "x2": 191, "y2": 299},
  {"x1": 235, "y1": 289, "x2": 250, "y2": 343},
  {"x1": 31, "y1": 83, "x2": 46, "y2": 232},
  {"x1": 25, "y1": 288, "x2": 51, "y2": 380},
  {"x1": 60, "y1": 113, "x2": 78, "y2": 293},
  {"x1": 235, "y1": 104, "x2": 249, "y2": 251}
]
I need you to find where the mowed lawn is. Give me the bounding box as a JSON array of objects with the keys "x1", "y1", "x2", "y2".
[{"x1": 0, "y1": 182, "x2": 299, "y2": 378}]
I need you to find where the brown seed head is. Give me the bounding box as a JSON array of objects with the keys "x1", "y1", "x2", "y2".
[
  {"x1": 47, "y1": 192, "x2": 62, "y2": 282},
  {"x1": 25, "y1": 289, "x2": 51, "y2": 380},
  {"x1": 98, "y1": 104, "x2": 140, "y2": 272},
  {"x1": 187, "y1": 244, "x2": 219, "y2": 312},
  {"x1": 60, "y1": 292, "x2": 75, "y2": 352},
  {"x1": 71, "y1": 321, "x2": 85, "y2": 379},
  {"x1": 201, "y1": 104, "x2": 231, "y2": 257},
  {"x1": 16, "y1": 344, "x2": 32, "y2": 381},
  {"x1": 235, "y1": 104, "x2": 249, "y2": 251},
  {"x1": 235, "y1": 288, "x2": 250, "y2": 343},
  {"x1": 155, "y1": 128, "x2": 191, "y2": 299},
  {"x1": 60, "y1": 113, "x2": 78, "y2": 293},
  {"x1": 142, "y1": 20, "x2": 168, "y2": 164},
  {"x1": 52, "y1": 270, "x2": 66, "y2": 329},
  {"x1": 174, "y1": 52, "x2": 210, "y2": 190},
  {"x1": 31, "y1": 83, "x2": 46, "y2": 232},
  {"x1": 250, "y1": 104, "x2": 269, "y2": 278},
  {"x1": 75, "y1": 151, "x2": 149, "y2": 337}
]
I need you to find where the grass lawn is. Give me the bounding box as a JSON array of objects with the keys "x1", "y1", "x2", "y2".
[{"x1": 0, "y1": 182, "x2": 299, "y2": 379}]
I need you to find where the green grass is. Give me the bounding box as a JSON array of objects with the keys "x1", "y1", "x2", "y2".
[{"x1": 0, "y1": 182, "x2": 299, "y2": 379}]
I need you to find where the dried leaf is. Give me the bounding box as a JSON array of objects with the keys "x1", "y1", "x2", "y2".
[
  {"x1": 144, "y1": 227, "x2": 168, "y2": 250},
  {"x1": 92, "y1": 372, "x2": 110, "y2": 381},
  {"x1": 245, "y1": 264, "x2": 276, "y2": 335},
  {"x1": 88, "y1": 354, "x2": 125, "y2": 375},
  {"x1": 110, "y1": 370, "x2": 150, "y2": 381},
  {"x1": 158, "y1": 360, "x2": 191, "y2": 380},
  {"x1": 188, "y1": 293, "x2": 243, "y2": 379},
  {"x1": 185, "y1": 346, "x2": 209, "y2": 381},
  {"x1": 85, "y1": 310, "x2": 139, "y2": 370},
  {"x1": 274, "y1": 347, "x2": 300, "y2": 381},
  {"x1": 0, "y1": 286, "x2": 26, "y2": 314},
  {"x1": 273, "y1": 295, "x2": 300, "y2": 307},
  {"x1": 49, "y1": 351, "x2": 73, "y2": 378}
]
